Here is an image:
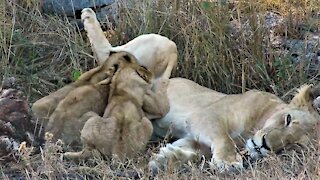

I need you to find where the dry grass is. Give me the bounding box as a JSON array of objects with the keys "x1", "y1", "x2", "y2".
[
  {"x1": 1, "y1": 0, "x2": 320, "y2": 179},
  {"x1": 1, "y1": 139, "x2": 319, "y2": 179}
]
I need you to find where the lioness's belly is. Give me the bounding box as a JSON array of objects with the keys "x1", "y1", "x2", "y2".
[{"x1": 151, "y1": 78, "x2": 226, "y2": 140}]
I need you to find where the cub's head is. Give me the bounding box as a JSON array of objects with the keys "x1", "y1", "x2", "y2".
[
  {"x1": 108, "y1": 52, "x2": 154, "y2": 99},
  {"x1": 246, "y1": 85, "x2": 320, "y2": 160},
  {"x1": 78, "y1": 51, "x2": 138, "y2": 84}
]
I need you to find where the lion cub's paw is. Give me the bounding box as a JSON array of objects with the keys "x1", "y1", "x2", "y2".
[
  {"x1": 63, "y1": 152, "x2": 77, "y2": 159},
  {"x1": 81, "y1": 8, "x2": 97, "y2": 23}
]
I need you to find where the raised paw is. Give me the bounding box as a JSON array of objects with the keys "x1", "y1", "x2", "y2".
[{"x1": 81, "y1": 8, "x2": 97, "y2": 24}]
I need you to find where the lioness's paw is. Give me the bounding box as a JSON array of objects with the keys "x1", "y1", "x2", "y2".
[
  {"x1": 210, "y1": 158, "x2": 243, "y2": 173},
  {"x1": 210, "y1": 161, "x2": 243, "y2": 173},
  {"x1": 81, "y1": 8, "x2": 97, "y2": 23}
]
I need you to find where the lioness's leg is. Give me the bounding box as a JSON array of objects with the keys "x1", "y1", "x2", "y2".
[
  {"x1": 81, "y1": 8, "x2": 112, "y2": 64},
  {"x1": 210, "y1": 133, "x2": 243, "y2": 173},
  {"x1": 148, "y1": 138, "x2": 198, "y2": 174},
  {"x1": 160, "y1": 52, "x2": 177, "y2": 79},
  {"x1": 188, "y1": 117, "x2": 243, "y2": 173}
]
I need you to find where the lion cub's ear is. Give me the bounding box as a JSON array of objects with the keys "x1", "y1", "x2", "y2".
[
  {"x1": 136, "y1": 66, "x2": 153, "y2": 84},
  {"x1": 97, "y1": 77, "x2": 112, "y2": 85},
  {"x1": 290, "y1": 84, "x2": 313, "y2": 108},
  {"x1": 118, "y1": 52, "x2": 138, "y2": 65},
  {"x1": 123, "y1": 54, "x2": 137, "y2": 64}
]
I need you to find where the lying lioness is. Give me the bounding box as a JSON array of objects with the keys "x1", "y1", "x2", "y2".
[
  {"x1": 149, "y1": 78, "x2": 320, "y2": 173},
  {"x1": 81, "y1": 8, "x2": 177, "y2": 80},
  {"x1": 64, "y1": 58, "x2": 155, "y2": 159}
]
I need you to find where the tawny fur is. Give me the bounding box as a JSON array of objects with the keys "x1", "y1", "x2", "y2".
[
  {"x1": 32, "y1": 7, "x2": 175, "y2": 135},
  {"x1": 33, "y1": 52, "x2": 169, "y2": 150},
  {"x1": 45, "y1": 78, "x2": 111, "y2": 147},
  {"x1": 32, "y1": 51, "x2": 135, "y2": 125},
  {"x1": 64, "y1": 60, "x2": 156, "y2": 159},
  {"x1": 149, "y1": 78, "x2": 320, "y2": 173}
]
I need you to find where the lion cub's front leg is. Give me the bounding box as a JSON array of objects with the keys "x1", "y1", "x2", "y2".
[{"x1": 143, "y1": 78, "x2": 170, "y2": 119}]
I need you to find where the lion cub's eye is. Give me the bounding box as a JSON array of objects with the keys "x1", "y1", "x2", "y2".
[{"x1": 285, "y1": 114, "x2": 292, "y2": 127}]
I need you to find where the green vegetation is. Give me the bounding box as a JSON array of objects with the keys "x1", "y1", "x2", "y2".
[{"x1": 0, "y1": 0, "x2": 319, "y2": 179}]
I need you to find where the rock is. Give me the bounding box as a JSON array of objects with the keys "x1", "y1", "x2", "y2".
[
  {"x1": 1, "y1": 77, "x2": 16, "y2": 90},
  {"x1": 0, "y1": 78, "x2": 41, "y2": 161},
  {"x1": 42, "y1": 0, "x2": 116, "y2": 20},
  {"x1": 0, "y1": 136, "x2": 20, "y2": 158},
  {"x1": 229, "y1": 11, "x2": 285, "y2": 45},
  {"x1": 229, "y1": 11, "x2": 320, "y2": 74}
]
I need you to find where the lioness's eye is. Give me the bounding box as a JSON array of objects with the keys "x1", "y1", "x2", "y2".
[{"x1": 285, "y1": 114, "x2": 292, "y2": 126}]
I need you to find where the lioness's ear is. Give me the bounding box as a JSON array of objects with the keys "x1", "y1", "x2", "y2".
[
  {"x1": 310, "y1": 83, "x2": 320, "y2": 99},
  {"x1": 136, "y1": 66, "x2": 153, "y2": 83},
  {"x1": 290, "y1": 84, "x2": 313, "y2": 108}
]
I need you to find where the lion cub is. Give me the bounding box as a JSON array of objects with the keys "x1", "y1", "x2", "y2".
[
  {"x1": 31, "y1": 52, "x2": 136, "y2": 125},
  {"x1": 34, "y1": 52, "x2": 138, "y2": 146},
  {"x1": 64, "y1": 58, "x2": 154, "y2": 159}
]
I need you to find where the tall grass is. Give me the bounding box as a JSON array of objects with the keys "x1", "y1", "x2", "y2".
[
  {"x1": 1, "y1": 0, "x2": 320, "y2": 99},
  {"x1": 110, "y1": 0, "x2": 320, "y2": 96},
  {"x1": 0, "y1": 0, "x2": 319, "y2": 179},
  {"x1": 0, "y1": 0, "x2": 95, "y2": 102}
]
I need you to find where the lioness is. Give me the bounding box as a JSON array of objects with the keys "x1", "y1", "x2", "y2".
[
  {"x1": 149, "y1": 78, "x2": 320, "y2": 173},
  {"x1": 64, "y1": 58, "x2": 155, "y2": 159},
  {"x1": 81, "y1": 8, "x2": 177, "y2": 80}
]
